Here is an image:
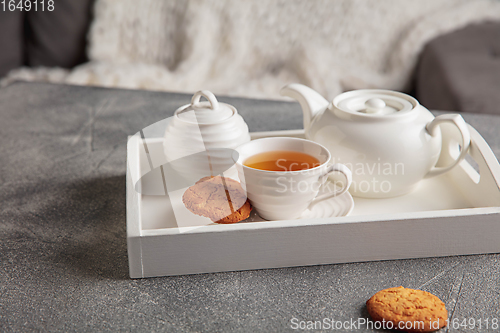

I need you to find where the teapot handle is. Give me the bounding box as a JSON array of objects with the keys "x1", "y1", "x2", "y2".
[
  {"x1": 191, "y1": 90, "x2": 220, "y2": 110},
  {"x1": 425, "y1": 114, "x2": 471, "y2": 178}
]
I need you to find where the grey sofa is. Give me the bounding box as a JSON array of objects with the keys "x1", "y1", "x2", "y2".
[
  {"x1": 1, "y1": 8, "x2": 499, "y2": 116},
  {"x1": 415, "y1": 21, "x2": 500, "y2": 115},
  {"x1": 0, "y1": 0, "x2": 94, "y2": 77}
]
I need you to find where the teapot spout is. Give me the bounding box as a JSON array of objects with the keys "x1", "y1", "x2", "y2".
[{"x1": 280, "y1": 84, "x2": 329, "y2": 130}]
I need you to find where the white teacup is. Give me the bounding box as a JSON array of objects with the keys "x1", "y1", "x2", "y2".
[{"x1": 234, "y1": 137, "x2": 352, "y2": 220}]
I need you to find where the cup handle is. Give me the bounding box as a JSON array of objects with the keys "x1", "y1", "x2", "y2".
[
  {"x1": 425, "y1": 114, "x2": 471, "y2": 178},
  {"x1": 308, "y1": 163, "x2": 352, "y2": 209}
]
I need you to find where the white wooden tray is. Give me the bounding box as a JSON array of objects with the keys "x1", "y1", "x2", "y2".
[{"x1": 127, "y1": 124, "x2": 500, "y2": 278}]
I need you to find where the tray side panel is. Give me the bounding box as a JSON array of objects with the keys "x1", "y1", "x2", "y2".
[
  {"x1": 127, "y1": 137, "x2": 144, "y2": 278},
  {"x1": 139, "y1": 212, "x2": 500, "y2": 277}
]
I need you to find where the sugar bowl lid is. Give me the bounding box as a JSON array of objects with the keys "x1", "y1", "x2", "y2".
[
  {"x1": 175, "y1": 90, "x2": 234, "y2": 124},
  {"x1": 333, "y1": 90, "x2": 417, "y2": 117}
]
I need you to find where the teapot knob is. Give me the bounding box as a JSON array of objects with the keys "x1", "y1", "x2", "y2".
[
  {"x1": 365, "y1": 98, "x2": 386, "y2": 114},
  {"x1": 191, "y1": 90, "x2": 220, "y2": 110}
]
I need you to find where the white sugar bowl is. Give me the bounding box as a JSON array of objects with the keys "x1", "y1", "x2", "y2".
[{"x1": 163, "y1": 90, "x2": 250, "y2": 182}]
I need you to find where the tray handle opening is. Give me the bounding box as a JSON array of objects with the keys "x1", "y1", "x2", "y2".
[{"x1": 447, "y1": 138, "x2": 480, "y2": 184}]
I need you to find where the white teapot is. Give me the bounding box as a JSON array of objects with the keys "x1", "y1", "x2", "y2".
[
  {"x1": 164, "y1": 90, "x2": 250, "y2": 182},
  {"x1": 281, "y1": 84, "x2": 471, "y2": 198}
]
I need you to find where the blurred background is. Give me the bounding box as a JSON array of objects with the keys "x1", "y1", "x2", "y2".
[{"x1": 1, "y1": 0, "x2": 499, "y2": 114}]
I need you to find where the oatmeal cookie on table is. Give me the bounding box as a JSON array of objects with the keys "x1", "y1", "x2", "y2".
[{"x1": 366, "y1": 286, "x2": 447, "y2": 333}]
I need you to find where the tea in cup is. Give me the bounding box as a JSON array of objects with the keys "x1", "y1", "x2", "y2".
[{"x1": 234, "y1": 137, "x2": 352, "y2": 220}]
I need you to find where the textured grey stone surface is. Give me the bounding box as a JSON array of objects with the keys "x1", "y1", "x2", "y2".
[{"x1": 1, "y1": 82, "x2": 500, "y2": 332}]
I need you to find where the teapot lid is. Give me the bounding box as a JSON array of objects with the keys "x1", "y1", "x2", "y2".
[
  {"x1": 176, "y1": 90, "x2": 234, "y2": 124},
  {"x1": 333, "y1": 90, "x2": 416, "y2": 117}
]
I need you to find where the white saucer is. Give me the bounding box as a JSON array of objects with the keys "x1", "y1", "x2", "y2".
[{"x1": 243, "y1": 182, "x2": 354, "y2": 222}]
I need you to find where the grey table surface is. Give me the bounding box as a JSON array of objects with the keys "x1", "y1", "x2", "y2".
[{"x1": 1, "y1": 82, "x2": 500, "y2": 332}]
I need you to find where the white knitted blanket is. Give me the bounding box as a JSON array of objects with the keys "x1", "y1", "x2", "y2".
[{"x1": 4, "y1": 0, "x2": 500, "y2": 100}]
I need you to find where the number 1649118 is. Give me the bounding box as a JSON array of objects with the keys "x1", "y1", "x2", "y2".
[
  {"x1": 450, "y1": 318, "x2": 499, "y2": 330},
  {"x1": 1, "y1": 0, "x2": 55, "y2": 11}
]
